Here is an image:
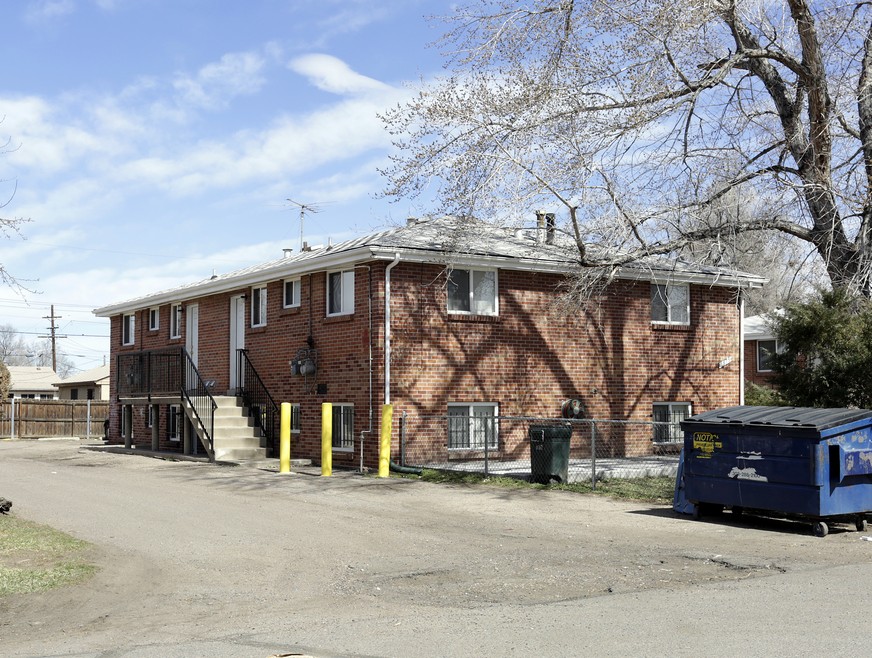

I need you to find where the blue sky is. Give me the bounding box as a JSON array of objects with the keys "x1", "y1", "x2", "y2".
[{"x1": 0, "y1": 0, "x2": 452, "y2": 372}]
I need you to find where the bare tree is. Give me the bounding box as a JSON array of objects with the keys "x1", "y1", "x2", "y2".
[
  {"x1": 0, "y1": 325, "x2": 74, "y2": 377},
  {"x1": 0, "y1": 324, "x2": 31, "y2": 366},
  {"x1": 382, "y1": 0, "x2": 872, "y2": 297},
  {"x1": 2, "y1": 132, "x2": 30, "y2": 291}
]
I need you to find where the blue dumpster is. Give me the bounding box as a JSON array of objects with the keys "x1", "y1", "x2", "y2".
[{"x1": 678, "y1": 406, "x2": 872, "y2": 536}]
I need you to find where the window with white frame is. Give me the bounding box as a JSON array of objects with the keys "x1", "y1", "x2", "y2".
[
  {"x1": 447, "y1": 403, "x2": 499, "y2": 450},
  {"x1": 148, "y1": 307, "x2": 160, "y2": 331},
  {"x1": 447, "y1": 269, "x2": 498, "y2": 315},
  {"x1": 251, "y1": 285, "x2": 268, "y2": 327},
  {"x1": 170, "y1": 303, "x2": 182, "y2": 339},
  {"x1": 146, "y1": 405, "x2": 154, "y2": 429},
  {"x1": 327, "y1": 270, "x2": 354, "y2": 316},
  {"x1": 757, "y1": 339, "x2": 783, "y2": 372},
  {"x1": 283, "y1": 278, "x2": 301, "y2": 308},
  {"x1": 651, "y1": 284, "x2": 690, "y2": 325},
  {"x1": 168, "y1": 404, "x2": 181, "y2": 442},
  {"x1": 331, "y1": 404, "x2": 354, "y2": 450},
  {"x1": 653, "y1": 402, "x2": 691, "y2": 443},
  {"x1": 122, "y1": 313, "x2": 135, "y2": 346}
]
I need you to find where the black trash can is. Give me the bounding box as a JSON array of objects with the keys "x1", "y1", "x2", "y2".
[{"x1": 530, "y1": 424, "x2": 572, "y2": 484}]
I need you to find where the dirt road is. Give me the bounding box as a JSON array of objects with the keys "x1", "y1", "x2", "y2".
[{"x1": 2, "y1": 439, "x2": 872, "y2": 657}]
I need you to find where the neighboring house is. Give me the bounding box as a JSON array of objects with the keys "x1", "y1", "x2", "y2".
[
  {"x1": 743, "y1": 313, "x2": 782, "y2": 388},
  {"x1": 6, "y1": 366, "x2": 59, "y2": 399},
  {"x1": 55, "y1": 365, "x2": 111, "y2": 401},
  {"x1": 93, "y1": 216, "x2": 766, "y2": 466}
]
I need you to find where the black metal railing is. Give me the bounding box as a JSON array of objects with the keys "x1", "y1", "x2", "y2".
[
  {"x1": 116, "y1": 347, "x2": 216, "y2": 460},
  {"x1": 236, "y1": 349, "x2": 280, "y2": 457},
  {"x1": 182, "y1": 349, "x2": 217, "y2": 460},
  {"x1": 117, "y1": 348, "x2": 183, "y2": 397}
]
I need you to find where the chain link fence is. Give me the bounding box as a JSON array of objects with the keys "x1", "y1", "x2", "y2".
[{"x1": 396, "y1": 413, "x2": 682, "y2": 493}]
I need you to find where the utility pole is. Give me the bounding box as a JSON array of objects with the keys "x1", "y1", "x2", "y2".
[{"x1": 42, "y1": 305, "x2": 61, "y2": 372}]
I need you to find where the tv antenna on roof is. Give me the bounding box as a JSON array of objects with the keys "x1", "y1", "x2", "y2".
[{"x1": 287, "y1": 198, "x2": 323, "y2": 251}]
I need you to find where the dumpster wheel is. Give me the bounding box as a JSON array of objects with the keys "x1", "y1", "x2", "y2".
[
  {"x1": 812, "y1": 521, "x2": 829, "y2": 538},
  {"x1": 856, "y1": 517, "x2": 868, "y2": 532}
]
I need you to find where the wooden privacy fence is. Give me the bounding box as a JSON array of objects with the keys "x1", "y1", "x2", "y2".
[{"x1": 0, "y1": 400, "x2": 110, "y2": 439}]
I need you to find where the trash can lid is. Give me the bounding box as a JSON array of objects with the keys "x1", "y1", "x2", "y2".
[{"x1": 683, "y1": 406, "x2": 872, "y2": 431}]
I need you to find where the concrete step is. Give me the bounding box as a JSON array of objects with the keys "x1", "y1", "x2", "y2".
[{"x1": 214, "y1": 446, "x2": 268, "y2": 461}]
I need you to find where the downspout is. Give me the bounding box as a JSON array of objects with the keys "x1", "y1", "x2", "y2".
[
  {"x1": 355, "y1": 264, "x2": 373, "y2": 472},
  {"x1": 383, "y1": 252, "x2": 423, "y2": 476},
  {"x1": 384, "y1": 253, "x2": 401, "y2": 405},
  {"x1": 739, "y1": 291, "x2": 745, "y2": 406}
]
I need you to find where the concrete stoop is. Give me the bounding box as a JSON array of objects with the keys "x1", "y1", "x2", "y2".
[{"x1": 186, "y1": 395, "x2": 268, "y2": 461}]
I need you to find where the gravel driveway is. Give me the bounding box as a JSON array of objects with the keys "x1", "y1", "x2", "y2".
[{"x1": 2, "y1": 439, "x2": 872, "y2": 657}]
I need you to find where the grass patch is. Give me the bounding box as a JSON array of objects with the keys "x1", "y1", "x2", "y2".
[
  {"x1": 413, "y1": 469, "x2": 675, "y2": 504},
  {"x1": 0, "y1": 515, "x2": 97, "y2": 596}
]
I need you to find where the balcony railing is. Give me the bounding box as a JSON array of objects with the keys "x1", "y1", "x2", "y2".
[{"x1": 116, "y1": 347, "x2": 215, "y2": 459}]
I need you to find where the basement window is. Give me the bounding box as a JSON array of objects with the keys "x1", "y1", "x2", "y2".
[
  {"x1": 653, "y1": 402, "x2": 691, "y2": 444},
  {"x1": 331, "y1": 404, "x2": 354, "y2": 450},
  {"x1": 447, "y1": 403, "x2": 498, "y2": 450},
  {"x1": 168, "y1": 404, "x2": 181, "y2": 442}
]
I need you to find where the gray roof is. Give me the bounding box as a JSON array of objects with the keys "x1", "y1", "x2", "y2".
[
  {"x1": 7, "y1": 366, "x2": 59, "y2": 393},
  {"x1": 94, "y1": 216, "x2": 767, "y2": 316},
  {"x1": 56, "y1": 364, "x2": 110, "y2": 387}
]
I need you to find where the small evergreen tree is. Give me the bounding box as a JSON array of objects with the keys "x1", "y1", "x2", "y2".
[
  {"x1": 0, "y1": 361, "x2": 9, "y2": 404},
  {"x1": 770, "y1": 290, "x2": 872, "y2": 408}
]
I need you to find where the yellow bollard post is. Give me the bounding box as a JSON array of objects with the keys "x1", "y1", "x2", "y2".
[
  {"x1": 321, "y1": 402, "x2": 332, "y2": 476},
  {"x1": 378, "y1": 404, "x2": 393, "y2": 478},
  {"x1": 279, "y1": 402, "x2": 291, "y2": 474}
]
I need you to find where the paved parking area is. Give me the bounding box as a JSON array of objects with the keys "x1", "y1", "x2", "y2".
[{"x1": 2, "y1": 439, "x2": 872, "y2": 657}]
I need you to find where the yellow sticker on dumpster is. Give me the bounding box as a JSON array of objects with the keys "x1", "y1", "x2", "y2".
[{"x1": 693, "y1": 432, "x2": 722, "y2": 458}]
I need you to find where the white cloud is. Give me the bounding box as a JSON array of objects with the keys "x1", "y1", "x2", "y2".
[
  {"x1": 173, "y1": 52, "x2": 267, "y2": 110},
  {"x1": 24, "y1": 0, "x2": 76, "y2": 23},
  {"x1": 289, "y1": 54, "x2": 393, "y2": 95}
]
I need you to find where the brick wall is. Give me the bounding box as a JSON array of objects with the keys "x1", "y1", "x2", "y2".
[
  {"x1": 744, "y1": 339, "x2": 777, "y2": 388},
  {"x1": 106, "y1": 260, "x2": 743, "y2": 464}
]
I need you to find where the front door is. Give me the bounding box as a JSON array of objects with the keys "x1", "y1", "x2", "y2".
[
  {"x1": 185, "y1": 303, "x2": 199, "y2": 388},
  {"x1": 229, "y1": 295, "x2": 246, "y2": 392}
]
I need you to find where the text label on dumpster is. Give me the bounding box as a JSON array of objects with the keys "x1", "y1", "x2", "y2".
[{"x1": 692, "y1": 432, "x2": 722, "y2": 458}]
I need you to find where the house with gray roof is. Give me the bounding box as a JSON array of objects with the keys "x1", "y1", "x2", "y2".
[
  {"x1": 94, "y1": 216, "x2": 765, "y2": 469},
  {"x1": 6, "y1": 366, "x2": 59, "y2": 400},
  {"x1": 55, "y1": 364, "x2": 110, "y2": 401}
]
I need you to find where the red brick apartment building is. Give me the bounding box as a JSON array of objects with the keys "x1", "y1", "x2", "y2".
[{"x1": 93, "y1": 216, "x2": 766, "y2": 468}]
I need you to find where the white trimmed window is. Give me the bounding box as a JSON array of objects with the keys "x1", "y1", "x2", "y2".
[
  {"x1": 170, "y1": 303, "x2": 182, "y2": 339},
  {"x1": 651, "y1": 284, "x2": 690, "y2": 325},
  {"x1": 283, "y1": 278, "x2": 301, "y2": 308},
  {"x1": 653, "y1": 402, "x2": 691, "y2": 443},
  {"x1": 148, "y1": 307, "x2": 160, "y2": 331},
  {"x1": 327, "y1": 270, "x2": 354, "y2": 316},
  {"x1": 331, "y1": 404, "x2": 354, "y2": 450},
  {"x1": 447, "y1": 403, "x2": 498, "y2": 450},
  {"x1": 168, "y1": 404, "x2": 181, "y2": 442},
  {"x1": 251, "y1": 285, "x2": 268, "y2": 327},
  {"x1": 122, "y1": 313, "x2": 135, "y2": 346},
  {"x1": 757, "y1": 339, "x2": 783, "y2": 372},
  {"x1": 146, "y1": 405, "x2": 155, "y2": 429},
  {"x1": 447, "y1": 269, "x2": 498, "y2": 315}
]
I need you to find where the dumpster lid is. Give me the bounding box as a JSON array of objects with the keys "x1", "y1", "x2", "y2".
[{"x1": 683, "y1": 406, "x2": 872, "y2": 431}]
